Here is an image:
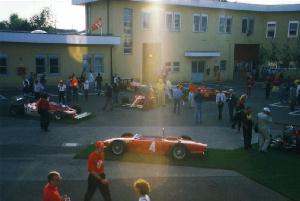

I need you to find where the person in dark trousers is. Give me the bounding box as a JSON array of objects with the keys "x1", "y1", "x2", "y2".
[
  {"x1": 227, "y1": 89, "x2": 237, "y2": 122},
  {"x1": 232, "y1": 94, "x2": 247, "y2": 132},
  {"x1": 37, "y1": 93, "x2": 50, "y2": 132},
  {"x1": 66, "y1": 76, "x2": 72, "y2": 105},
  {"x1": 95, "y1": 73, "x2": 103, "y2": 96},
  {"x1": 172, "y1": 85, "x2": 183, "y2": 115},
  {"x1": 194, "y1": 88, "x2": 203, "y2": 123},
  {"x1": 265, "y1": 78, "x2": 271, "y2": 100},
  {"x1": 84, "y1": 141, "x2": 112, "y2": 201},
  {"x1": 112, "y1": 82, "x2": 119, "y2": 104},
  {"x1": 242, "y1": 107, "x2": 253, "y2": 149},
  {"x1": 215, "y1": 90, "x2": 226, "y2": 120},
  {"x1": 102, "y1": 83, "x2": 113, "y2": 111},
  {"x1": 57, "y1": 80, "x2": 66, "y2": 104}
]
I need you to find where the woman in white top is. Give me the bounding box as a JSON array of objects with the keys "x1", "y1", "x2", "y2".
[{"x1": 133, "y1": 178, "x2": 151, "y2": 201}]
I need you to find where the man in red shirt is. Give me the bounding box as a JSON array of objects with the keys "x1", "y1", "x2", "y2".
[
  {"x1": 84, "y1": 141, "x2": 112, "y2": 201},
  {"x1": 43, "y1": 171, "x2": 70, "y2": 201},
  {"x1": 37, "y1": 93, "x2": 50, "y2": 132}
]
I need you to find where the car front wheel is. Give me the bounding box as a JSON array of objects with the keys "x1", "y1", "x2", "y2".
[
  {"x1": 171, "y1": 144, "x2": 187, "y2": 160},
  {"x1": 53, "y1": 111, "x2": 63, "y2": 120},
  {"x1": 111, "y1": 140, "x2": 126, "y2": 155}
]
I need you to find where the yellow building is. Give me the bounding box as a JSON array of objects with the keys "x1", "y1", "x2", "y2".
[{"x1": 1, "y1": 0, "x2": 300, "y2": 87}]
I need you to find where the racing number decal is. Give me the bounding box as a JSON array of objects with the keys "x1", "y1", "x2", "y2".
[{"x1": 149, "y1": 141, "x2": 156, "y2": 152}]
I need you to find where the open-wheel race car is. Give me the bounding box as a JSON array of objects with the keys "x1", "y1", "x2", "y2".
[
  {"x1": 9, "y1": 95, "x2": 91, "y2": 120},
  {"x1": 188, "y1": 83, "x2": 229, "y2": 101},
  {"x1": 103, "y1": 132, "x2": 207, "y2": 160}
]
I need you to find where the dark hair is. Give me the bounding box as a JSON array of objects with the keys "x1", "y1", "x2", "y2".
[{"x1": 47, "y1": 171, "x2": 61, "y2": 182}]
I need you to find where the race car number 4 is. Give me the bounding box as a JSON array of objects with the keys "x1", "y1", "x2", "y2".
[{"x1": 149, "y1": 141, "x2": 156, "y2": 152}]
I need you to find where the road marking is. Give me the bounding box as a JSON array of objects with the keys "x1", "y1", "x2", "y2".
[
  {"x1": 78, "y1": 92, "x2": 99, "y2": 96},
  {"x1": 62, "y1": 143, "x2": 80, "y2": 147},
  {"x1": 0, "y1": 94, "x2": 7, "y2": 100},
  {"x1": 288, "y1": 110, "x2": 300, "y2": 116},
  {"x1": 270, "y1": 102, "x2": 300, "y2": 110},
  {"x1": 47, "y1": 93, "x2": 58, "y2": 97}
]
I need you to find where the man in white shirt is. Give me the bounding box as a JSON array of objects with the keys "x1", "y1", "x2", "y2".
[
  {"x1": 216, "y1": 90, "x2": 226, "y2": 120},
  {"x1": 57, "y1": 80, "x2": 66, "y2": 104},
  {"x1": 83, "y1": 79, "x2": 89, "y2": 101}
]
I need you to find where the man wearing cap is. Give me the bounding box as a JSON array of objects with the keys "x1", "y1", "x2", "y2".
[
  {"x1": 194, "y1": 88, "x2": 203, "y2": 123},
  {"x1": 43, "y1": 171, "x2": 70, "y2": 201},
  {"x1": 257, "y1": 107, "x2": 272, "y2": 153},
  {"x1": 84, "y1": 141, "x2": 112, "y2": 201},
  {"x1": 215, "y1": 90, "x2": 226, "y2": 120}
]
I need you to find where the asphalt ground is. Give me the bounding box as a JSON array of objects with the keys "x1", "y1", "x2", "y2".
[{"x1": 0, "y1": 81, "x2": 299, "y2": 201}]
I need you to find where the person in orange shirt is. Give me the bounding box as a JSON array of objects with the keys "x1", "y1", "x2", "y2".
[
  {"x1": 84, "y1": 141, "x2": 112, "y2": 201},
  {"x1": 43, "y1": 171, "x2": 70, "y2": 201},
  {"x1": 37, "y1": 93, "x2": 50, "y2": 132}
]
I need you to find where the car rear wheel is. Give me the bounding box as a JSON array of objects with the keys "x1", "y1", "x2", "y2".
[
  {"x1": 171, "y1": 144, "x2": 187, "y2": 160},
  {"x1": 53, "y1": 111, "x2": 63, "y2": 120},
  {"x1": 111, "y1": 140, "x2": 126, "y2": 155}
]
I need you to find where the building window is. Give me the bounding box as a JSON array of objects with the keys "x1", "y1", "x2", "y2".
[
  {"x1": 36, "y1": 56, "x2": 46, "y2": 74},
  {"x1": 193, "y1": 14, "x2": 208, "y2": 32},
  {"x1": 288, "y1": 21, "x2": 299, "y2": 38},
  {"x1": 166, "y1": 12, "x2": 181, "y2": 31},
  {"x1": 0, "y1": 55, "x2": 8, "y2": 75},
  {"x1": 142, "y1": 12, "x2": 151, "y2": 30},
  {"x1": 124, "y1": 8, "x2": 133, "y2": 54},
  {"x1": 242, "y1": 17, "x2": 254, "y2": 35},
  {"x1": 219, "y1": 16, "x2": 232, "y2": 33},
  {"x1": 173, "y1": 62, "x2": 180, "y2": 72},
  {"x1": 49, "y1": 56, "x2": 59, "y2": 74},
  {"x1": 266, "y1": 21, "x2": 276, "y2": 38},
  {"x1": 192, "y1": 61, "x2": 205, "y2": 73},
  {"x1": 220, "y1": 60, "x2": 227, "y2": 71},
  {"x1": 165, "y1": 61, "x2": 180, "y2": 72},
  {"x1": 94, "y1": 56, "x2": 104, "y2": 73}
]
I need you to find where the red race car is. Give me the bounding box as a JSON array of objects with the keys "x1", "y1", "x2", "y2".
[{"x1": 104, "y1": 133, "x2": 207, "y2": 160}]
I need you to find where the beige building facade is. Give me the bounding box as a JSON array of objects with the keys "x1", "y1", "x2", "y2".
[{"x1": 0, "y1": 0, "x2": 300, "y2": 87}]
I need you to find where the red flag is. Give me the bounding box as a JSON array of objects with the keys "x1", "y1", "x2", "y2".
[{"x1": 91, "y1": 18, "x2": 103, "y2": 32}]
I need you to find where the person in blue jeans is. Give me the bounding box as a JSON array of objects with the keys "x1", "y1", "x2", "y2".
[
  {"x1": 194, "y1": 88, "x2": 203, "y2": 123},
  {"x1": 172, "y1": 85, "x2": 183, "y2": 115}
]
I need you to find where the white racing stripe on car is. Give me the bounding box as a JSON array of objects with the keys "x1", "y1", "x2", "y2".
[
  {"x1": 0, "y1": 94, "x2": 7, "y2": 100},
  {"x1": 74, "y1": 112, "x2": 92, "y2": 119},
  {"x1": 288, "y1": 110, "x2": 300, "y2": 116}
]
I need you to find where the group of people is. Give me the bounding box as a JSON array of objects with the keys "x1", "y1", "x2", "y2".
[
  {"x1": 43, "y1": 141, "x2": 151, "y2": 201},
  {"x1": 22, "y1": 72, "x2": 47, "y2": 99}
]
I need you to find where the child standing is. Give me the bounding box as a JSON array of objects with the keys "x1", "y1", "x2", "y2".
[{"x1": 133, "y1": 178, "x2": 151, "y2": 201}]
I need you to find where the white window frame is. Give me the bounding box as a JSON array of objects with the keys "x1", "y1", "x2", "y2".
[
  {"x1": 193, "y1": 13, "x2": 208, "y2": 32},
  {"x1": 266, "y1": 21, "x2": 277, "y2": 39},
  {"x1": 94, "y1": 55, "x2": 104, "y2": 74},
  {"x1": 200, "y1": 14, "x2": 208, "y2": 32},
  {"x1": 166, "y1": 11, "x2": 181, "y2": 32},
  {"x1": 0, "y1": 54, "x2": 8, "y2": 75},
  {"x1": 288, "y1": 20, "x2": 299, "y2": 38},
  {"x1": 142, "y1": 11, "x2": 151, "y2": 30},
  {"x1": 35, "y1": 55, "x2": 47, "y2": 75},
  {"x1": 48, "y1": 55, "x2": 60, "y2": 74},
  {"x1": 219, "y1": 16, "x2": 232, "y2": 34},
  {"x1": 172, "y1": 61, "x2": 180, "y2": 72}
]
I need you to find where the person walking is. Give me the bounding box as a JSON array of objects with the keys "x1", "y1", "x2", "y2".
[
  {"x1": 83, "y1": 79, "x2": 89, "y2": 101},
  {"x1": 227, "y1": 89, "x2": 237, "y2": 122},
  {"x1": 133, "y1": 178, "x2": 151, "y2": 201},
  {"x1": 194, "y1": 88, "x2": 203, "y2": 123},
  {"x1": 65, "y1": 76, "x2": 72, "y2": 105},
  {"x1": 57, "y1": 80, "x2": 66, "y2": 104},
  {"x1": 155, "y1": 79, "x2": 165, "y2": 106},
  {"x1": 289, "y1": 84, "x2": 297, "y2": 111},
  {"x1": 265, "y1": 77, "x2": 272, "y2": 100},
  {"x1": 37, "y1": 93, "x2": 50, "y2": 132},
  {"x1": 112, "y1": 82, "x2": 119, "y2": 104},
  {"x1": 215, "y1": 90, "x2": 226, "y2": 120},
  {"x1": 102, "y1": 83, "x2": 113, "y2": 111},
  {"x1": 95, "y1": 73, "x2": 103, "y2": 96},
  {"x1": 33, "y1": 79, "x2": 43, "y2": 100},
  {"x1": 246, "y1": 76, "x2": 254, "y2": 96},
  {"x1": 172, "y1": 85, "x2": 183, "y2": 115},
  {"x1": 71, "y1": 76, "x2": 79, "y2": 104},
  {"x1": 83, "y1": 141, "x2": 112, "y2": 201},
  {"x1": 43, "y1": 171, "x2": 70, "y2": 201},
  {"x1": 242, "y1": 107, "x2": 253, "y2": 150},
  {"x1": 257, "y1": 107, "x2": 272, "y2": 153}
]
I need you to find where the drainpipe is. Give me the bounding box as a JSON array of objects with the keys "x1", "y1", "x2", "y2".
[
  {"x1": 107, "y1": 0, "x2": 110, "y2": 34},
  {"x1": 110, "y1": 46, "x2": 113, "y2": 84}
]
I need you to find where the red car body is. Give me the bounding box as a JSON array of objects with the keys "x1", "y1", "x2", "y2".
[{"x1": 104, "y1": 133, "x2": 207, "y2": 160}]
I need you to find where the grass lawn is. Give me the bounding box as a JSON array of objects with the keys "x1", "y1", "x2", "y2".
[{"x1": 75, "y1": 145, "x2": 300, "y2": 201}]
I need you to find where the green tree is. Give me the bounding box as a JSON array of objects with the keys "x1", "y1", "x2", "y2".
[
  {"x1": 292, "y1": 38, "x2": 300, "y2": 68},
  {"x1": 29, "y1": 7, "x2": 55, "y2": 32},
  {"x1": 258, "y1": 45, "x2": 269, "y2": 66},
  {"x1": 269, "y1": 42, "x2": 280, "y2": 63},
  {"x1": 280, "y1": 43, "x2": 293, "y2": 67}
]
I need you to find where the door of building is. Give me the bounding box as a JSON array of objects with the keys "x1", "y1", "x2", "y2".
[
  {"x1": 142, "y1": 43, "x2": 161, "y2": 84},
  {"x1": 191, "y1": 61, "x2": 205, "y2": 83}
]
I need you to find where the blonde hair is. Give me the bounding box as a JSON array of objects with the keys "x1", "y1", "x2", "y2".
[{"x1": 133, "y1": 178, "x2": 151, "y2": 195}]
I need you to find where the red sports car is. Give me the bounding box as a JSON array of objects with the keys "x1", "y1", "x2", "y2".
[{"x1": 104, "y1": 133, "x2": 207, "y2": 160}]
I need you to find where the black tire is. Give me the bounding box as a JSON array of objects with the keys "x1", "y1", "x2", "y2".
[
  {"x1": 180, "y1": 135, "x2": 192, "y2": 140},
  {"x1": 111, "y1": 140, "x2": 126, "y2": 155},
  {"x1": 53, "y1": 111, "x2": 63, "y2": 120},
  {"x1": 121, "y1": 132, "x2": 133, "y2": 138},
  {"x1": 171, "y1": 144, "x2": 188, "y2": 160}
]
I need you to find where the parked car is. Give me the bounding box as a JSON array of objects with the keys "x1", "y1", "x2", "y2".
[
  {"x1": 103, "y1": 133, "x2": 207, "y2": 160},
  {"x1": 9, "y1": 95, "x2": 91, "y2": 120}
]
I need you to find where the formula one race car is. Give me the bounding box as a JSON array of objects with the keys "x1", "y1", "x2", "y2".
[
  {"x1": 9, "y1": 95, "x2": 91, "y2": 120},
  {"x1": 188, "y1": 83, "x2": 229, "y2": 100},
  {"x1": 103, "y1": 133, "x2": 207, "y2": 160}
]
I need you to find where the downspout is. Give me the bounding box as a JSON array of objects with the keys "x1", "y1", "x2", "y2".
[{"x1": 107, "y1": 0, "x2": 113, "y2": 83}]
